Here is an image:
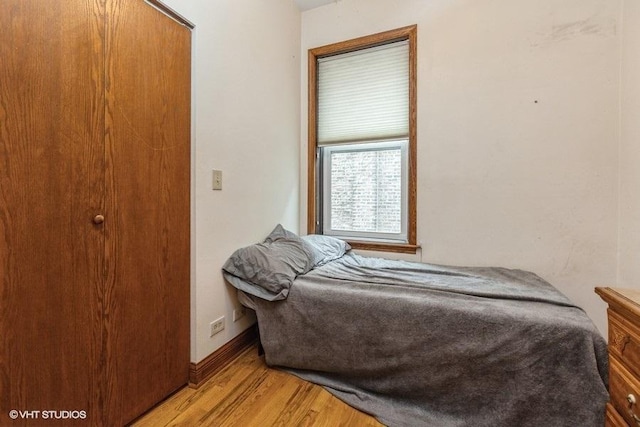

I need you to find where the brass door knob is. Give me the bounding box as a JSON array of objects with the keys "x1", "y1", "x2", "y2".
[{"x1": 93, "y1": 214, "x2": 105, "y2": 224}]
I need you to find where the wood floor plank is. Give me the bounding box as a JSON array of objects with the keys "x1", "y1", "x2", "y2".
[{"x1": 132, "y1": 344, "x2": 383, "y2": 427}]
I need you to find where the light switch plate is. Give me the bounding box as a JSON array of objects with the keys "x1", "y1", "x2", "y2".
[{"x1": 212, "y1": 170, "x2": 222, "y2": 190}]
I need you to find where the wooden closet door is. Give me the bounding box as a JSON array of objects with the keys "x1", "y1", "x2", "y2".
[
  {"x1": 104, "y1": 1, "x2": 191, "y2": 425},
  {"x1": 0, "y1": 1, "x2": 105, "y2": 426}
]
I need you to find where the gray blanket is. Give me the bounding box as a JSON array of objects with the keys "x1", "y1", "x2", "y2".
[{"x1": 238, "y1": 253, "x2": 608, "y2": 427}]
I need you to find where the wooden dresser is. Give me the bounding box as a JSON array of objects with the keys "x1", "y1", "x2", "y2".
[{"x1": 596, "y1": 287, "x2": 640, "y2": 426}]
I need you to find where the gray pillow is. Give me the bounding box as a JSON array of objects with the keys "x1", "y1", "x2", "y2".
[
  {"x1": 264, "y1": 223, "x2": 300, "y2": 243},
  {"x1": 301, "y1": 234, "x2": 351, "y2": 267},
  {"x1": 222, "y1": 225, "x2": 313, "y2": 301}
]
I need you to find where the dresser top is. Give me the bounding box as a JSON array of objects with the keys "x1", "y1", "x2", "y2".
[
  {"x1": 596, "y1": 287, "x2": 640, "y2": 322},
  {"x1": 618, "y1": 288, "x2": 640, "y2": 302}
]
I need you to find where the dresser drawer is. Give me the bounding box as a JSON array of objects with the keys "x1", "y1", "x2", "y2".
[
  {"x1": 606, "y1": 402, "x2": 629, "y2": 427},
  {"x1": 610, "y1": 356, "x2": 640, "y2": 426},
  {"x1": 609, "y1": 309, "x2": 640, "y2": 379}
]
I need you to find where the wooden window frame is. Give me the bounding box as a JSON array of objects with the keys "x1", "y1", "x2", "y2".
[{"x1": 307, "y1": 25, "x2": 418, "y2": 254}]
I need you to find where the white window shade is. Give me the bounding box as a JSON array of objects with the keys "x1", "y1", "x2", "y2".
[{"x1": 317, "y1": 40, "x2": 409, "y2": 146}]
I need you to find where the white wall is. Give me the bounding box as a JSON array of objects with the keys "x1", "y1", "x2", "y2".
[
  {"x1": 300, "y1": 0, "x2": 622, "y2": 336},
  {"x1": 618, "y1": 1, "x2": 640, "y2": 291},
  {"x1": 158, "y1": 0, "x2": 628, "y2": 361},
  {"x1": 161, "y1": 0, "x2": 301, "y2": 362}
]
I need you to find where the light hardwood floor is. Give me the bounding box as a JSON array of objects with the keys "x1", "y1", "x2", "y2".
[{"x1": 132, "y1": 344, "x2": 384, "y2": 427}]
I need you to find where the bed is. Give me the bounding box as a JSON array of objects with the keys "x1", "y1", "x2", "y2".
[{"x1": 222, "y1": 225, "x2": 608, "y2": 427}]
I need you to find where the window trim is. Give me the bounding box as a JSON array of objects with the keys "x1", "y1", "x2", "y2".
[{"x1": 307, "y1": 25, "x2": 418, "y2": 254}]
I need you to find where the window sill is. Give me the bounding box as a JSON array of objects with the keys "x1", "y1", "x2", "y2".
[{"x1": 347, "y1": 240, "x2": 420, "y2": 254}]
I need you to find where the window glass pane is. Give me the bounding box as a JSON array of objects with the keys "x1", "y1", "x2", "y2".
[{"x1": 330, "y1": 148, "x2": 402, "y2": 234}]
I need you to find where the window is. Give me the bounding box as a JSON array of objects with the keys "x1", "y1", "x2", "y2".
[{"x1": 307, "y1": 25, "x2": 417, "y2": 253}]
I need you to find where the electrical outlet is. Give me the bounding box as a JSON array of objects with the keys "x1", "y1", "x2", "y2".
[
  {"x1": 210, "y1": 316, "x2": 225, "y2": 337},
  {"x1": 233, "y1": 307, "x2": 246, "y2": 322}
]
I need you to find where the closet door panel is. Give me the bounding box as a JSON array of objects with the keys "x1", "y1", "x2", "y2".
[
  {"x1": 0, "y1": 1, "x2": 105, "y2": 425},
  {"x1": 104, "y1": 1, "x2": 191, "y2": 424}
]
